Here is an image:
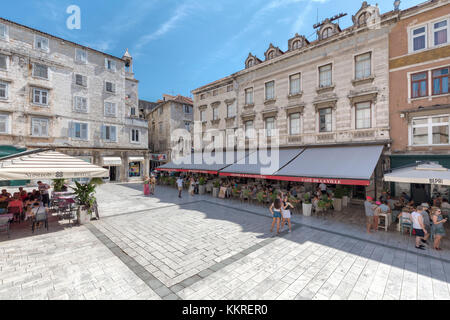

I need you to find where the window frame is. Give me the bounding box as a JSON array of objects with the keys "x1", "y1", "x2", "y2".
[
  {"x1": 411, "y1": 24, "x2": 428, "y2": 52},
  {"x1": 105, "y1": 81, "x2": 116, "y2": 93},
  {"x1": 130, "y1": 128, "x2": 140, "y2": 143},
  {"x1": 244, "y1": 120, "x2": 254, "y2": 139},
  {"x1": 289, "y1": 112, "x2": 301, "y2": 136},
  {"x1": 32, "y1": 88, "x2": 49, "y2": 106},
  {"x1": 0, "y1": 54, "x2": 8, "y2": 71},
  {"x1": 75, "y1": 48, "x2": 87, "y2": 64},
  {"x1": 105, "y1": 58, "x2": 116, "y2": 72},
  {"x1": 265, "y1": 81, "x2": 275, "y2": 101},
  {"x1": 73, "y1": 96, "x2": 88, "y2": 113},
  {"x1": 227, "y1": 103, "x2": 236, "y2": 118},
  {"x1": 355, "y1": 102, "x2": 372, "y2": 129},
  {"x1": 0, "y1": 23, "x2": 8, "y2": 41},
  {"x1": 34, "y1": 35, "x2": 49, "y2": 52},
  {"x1": 432, "y1": 67, "x2": 449, "y2": 96},
  {"x1": 70, "y1": 121, "x2": 89, "y2": 140},
  {"x1": 32, "y1": 63, "x2": 49, "y2": 80},
  {"x1": 355, "y1": 52, "x2": 372, "y2": 80},
  {"x1": 104, "y1": 102, "x2": 117, "y2": 117},
  {"x1": 245, "y1": 87, "x2": 253, "y2": 105},
  {"x1": 200, "y1": 110, "x2": 206, "y2": 122},
  {"x1": 75, "y1": 74, "x2": 88, "y2": 87},
  {"x1": 322, "y1": 27, "x2": 333, "y2": 39},
  {"x1": 410, "y1": 115, "x2": 450, "y2": 146},
  {"x1": 289, "y1": 73, "x2": 301, "y2": 95},
  {"x1": 0, "y1": 81, "x2": 8, "y2": 100},
  {"x1": 0, "y1": 113, "x2": 10, "y2": 134},
  {"x1": 31, "y1": 117, "x2": 49, "y2": 137},
  {"x1": 212, "y1": 107, "x2": 219, "y2": 121},
  {"x1": 102, "y1": 125, "x2": 117, "y2": 142},
  {"x1": 319, "y1": 107, "x2": 332, "y2": 133},
  {"x1": 432, "y1": 19, "x2": 449, "y2": 47},
  {"x1": 319, "y1": 64, "x2": 333, "y2": 88},
  {"x1": 411, "y1": 71, "x2": 428, "y2": 99}
]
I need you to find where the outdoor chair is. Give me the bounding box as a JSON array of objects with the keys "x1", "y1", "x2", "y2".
[
  {"x1": 399, "y1": 217, "x2": 413, "y2": 236},
  {"x1": 7, "y1": 206, "x2": 22, "y2": 223},
  {"x1": 378, "y1": 213, "x2": 389, "y2": 232},
  {"x1": 32, "y1": 211, "x2": 48, "y2": 234},
  {"x1": 0, "y1": 217, "x2": 10, "y2": 238}
]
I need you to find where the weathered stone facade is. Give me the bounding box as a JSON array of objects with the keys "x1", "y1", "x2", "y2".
[
  {"x1": 145, "y1": 95, "x2": 193, "y2": 168},
  {"x1": 0, "y1": 18, "x2": 149, "y2": 183}
]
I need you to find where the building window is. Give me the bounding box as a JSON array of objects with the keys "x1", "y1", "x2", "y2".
[
  {"x1": 227, "y1": 103, "x2": 236, "y2": 118},
  {"x1": 200, "y1": 110, "x2": 206, "y2": 122},
  {"x1": 0, "y1": 82, "x2": 8, "y2": 99},
  {"x1": 200, "y1": 94, "x2": 205, "y2": 100},
  {"x1": 185, "y1": 121, "x2": 191, "y2": 131},
  {"x1": 31, "y1": 118, "x2": 49, "y2": 137},
  {"x1": 159, "y1": 107, "x2": 163, "y2": 115},
  {"x1": 245, "y1": 120, "x2": 254, "y2": 139},
  {"x1": 265, "y1": 81, "x2": 275, "y2": 100},
  {"x1": 130, "y1": 107, "x2": 136, "y2": 117},
  {"x1": 75, "y1": 74, "x2": 87, "y2": 87},
  {"x1": 32, "y1": 88, "x2": 49, "y2": 106},
  {"x1": 355, "y1": 52, "x2": 371, "y2": 80},
  {"x1": 105, "y1": 81, "x2": 115, "y2": 93},
  {"x1": 70, "y1": 122, "x2": 88, "y2": 140},
  {"x1": 159, "y1": 123, "x2": 163, "y2": 134},
  {"x1": 267, "y1": 51, "x2": 274, "y2": 60},
  {"x1": 412, "y1": 116, "x2": 449, "y2": 146},
  {"x1": 0, "y1": 54, "x2": 7, "y2": 70},
  {"x1": 322, "y1": 27, "x2": 333, "y2": 39},
  {"x1": 319, "y1": 108, "x2": 332, "y2": 132},
  {"x1": 213, "y1": 89, "x2": 218, "y2": 96},
  {"x1": 355, "y1": 102, "x2": 371, "y2": 129},
  {"x1": 212, "y1": 108, "x2": 219, "y2": 121},
  {"x1": 319, "y1": 64, "x2": 332, "y2": 88},
  {"x1": 292, "y1": 40, "x2": 301, "y2": 50},
  {"x1": 247, "y1": 59, "x2": 254, "y2": 68},
  {"x1": 35, "y1": 36, "x2": 49, "y2": 52},
  {"x1": 227, "y1": 84, "x2": 233, "y2": 92},
  {"x1": 0, "y1": 23, "x2": 7, "y2": 40},
  {"x1": 101, "y1": 125, "x2": 117, "y2": 142},
  {"x1": 411, "y1": 72, "x2": 428, "y2": 98},
  {"x1": 433, "y1": 20, "x2": 448, "y2": 46},
  {"x1": 289, "y1": 113, "x2": 300, "y2": 135},
  {"x1": 74, "y1": 96, "x2": 88, "y2": 113},
  {"x1": 105, "y1": 59, "x2": 116, "y2": 71},
  {"x1": 33, "y1": 63, "x2": 49, "y2": 79},
  {"x1": 245, "y1": 88, "x2": 253, "y2": 105},
  {"x1": 75, "y1": 49, "x2": 87, "y2": 63},
  {"x1": 289, "y1": 73, "x2": 301, "y2": 95},
  {"x1": 0, "y1": 114, "x2": 9, "y2": 134},
  {"x1": 432, "y1": 67, "x2": 449, "y2": 95},
  {"x1": 412, "y1": 26, "x2": 427, "y2": 51},
  {"x1": 184, "y1": 105, "x2": 191, "y2": 114},
  {"x1": 104, "y1": 102, "x2": 117, "y2": 117},
  {"x1": 131, "y1": 129, "x2": 140, "y2": 143}
]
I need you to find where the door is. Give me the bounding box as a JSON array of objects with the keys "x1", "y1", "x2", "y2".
[
  {"x1": 411, "y1": 184, "x2": 431, "y2": 205},
  {"x1": 110, "y1": 166, "x2": 117, "y2": 182}
]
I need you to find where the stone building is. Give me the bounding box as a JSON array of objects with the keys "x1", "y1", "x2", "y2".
[
  {"x1": 145, "y1": 94, "x2": 193, "y2": 170},
  {"x1": 388, "y1": 0, "x2": 450, "y2": 201},
  {"x1": 0, "y1": 18, "x2": 149, "y2": 184},
  {"x1": 191, "y1": 2, "x2": 398, "y2": 199}
]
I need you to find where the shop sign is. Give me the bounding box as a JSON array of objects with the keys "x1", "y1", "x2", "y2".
[
  {"x1": 151, "y1": 154, "x2": 167, "y2": 161},
  {"x1": 430, "y1": 178, "x2": 444, "y2": 185}
]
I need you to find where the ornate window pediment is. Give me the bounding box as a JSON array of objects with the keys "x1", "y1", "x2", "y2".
[
  {"x1": 317, "y1": 20, "x2": 341, "y2": 41},
  {"x1": 264, "y1": 44, "x2": 283, "y2": 61},
  {"x1": 352, "y1": 1, "x2": 381, "y2": 28},
  {"x1": 245, "y1": 53, "x2": 261, "y2": 69},
  {"x1": 288, "y1": 33, "x2": 309, "y2": 51}
]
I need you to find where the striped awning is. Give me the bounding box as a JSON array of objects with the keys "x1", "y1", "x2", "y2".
[{"x1": 0, "y1": 150, "x2": 108, "y2": 180}]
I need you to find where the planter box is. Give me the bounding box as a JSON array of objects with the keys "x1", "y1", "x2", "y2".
[
  {"x1": 77, "y1": 207, "x2": 91, "y2": 225},
  {"x1": 333, "y1": 198, "x2": 343, "y2": 212},
  {"x1": 199, "y1": 185, "x2": 206, "y2": 195},
  {"x1": 302, "y1": 203, "x2": 312, "y2": 216},
  {"x1": 212, "y1": 188, "x2": 219, "y2": 198}
]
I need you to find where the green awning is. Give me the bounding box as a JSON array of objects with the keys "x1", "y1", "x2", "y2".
[
  {"x1": 0, "y1": 146, "x2": 27, "y2": 158},
  {"x1": 391, "y1": 155, "x2": 450, "y2": 170}
]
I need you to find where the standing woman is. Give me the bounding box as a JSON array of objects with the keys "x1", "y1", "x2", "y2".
[
  {"x1": 143, "y1": 176, "x2": 151, "y2": 196},
  {"x1": 189, "y1": 177, "x2": 195, "y2": 196},
  {"x1": 269, "y1": 198, "x2": 283, "y2": 236},
  {"x1": 431, "y1": 207, "x2": 447, "y2": 251},
  {"x1": 281, "y1": 194, "x2": 294, "y2": 233}
]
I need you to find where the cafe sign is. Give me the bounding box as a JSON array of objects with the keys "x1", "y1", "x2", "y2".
[{"x1": 151, "y1": 154, "x2": 167, "y2": 161}]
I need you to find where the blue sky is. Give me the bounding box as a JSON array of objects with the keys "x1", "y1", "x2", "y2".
[{"x1": 3, "y1": 0, "x2": 424, "y2": 101}]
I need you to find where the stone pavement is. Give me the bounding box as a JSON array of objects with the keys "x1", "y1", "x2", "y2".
[{"x1": 0, "y1": 183, "x2": 449, "y2": 300}]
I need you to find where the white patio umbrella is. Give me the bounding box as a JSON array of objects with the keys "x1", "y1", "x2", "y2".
[
  {"x1": 384, "y1": 162, "x2": 450, "y2": 186},
  {"x1": 0, "y1": 149, "x2": 108, "y2": 180}
]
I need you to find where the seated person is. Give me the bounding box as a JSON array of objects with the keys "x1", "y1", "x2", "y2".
[
  {"x1": 0, "y1": 189, "x2": 11, "y2": 202},
  {"x1": 441, "y1": 198, "x2": 450, "y2": 216},
  {"x1": 397, "y1": 207, "x2": 412, "y2": 222},
  {"x1": 20, "y1": 190, "x2": 28, "y2": 202},
  {"x1": 8, "y1": 193, "x2": 23, "y2": 220}
]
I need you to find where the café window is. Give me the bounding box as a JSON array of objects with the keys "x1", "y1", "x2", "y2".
[
  {"x1": 319, "y1": 107, "x2": 332, "y2": 132},
  {"x1": 411, "y1": 72, "x2": 428, "y2": 98},
  {"x1": 432, "y1": 67, "x2": 449, "y2": 95},
  {"x1": 411, "y1": 115, "x2": 449, "y2": 146}
]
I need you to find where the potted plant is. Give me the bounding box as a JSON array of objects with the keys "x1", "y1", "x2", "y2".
[
  {"x1": 52, "y1": 179, "x2": 66, "y2": 192},
  {"x1": 256, "y1": 191, "x2": 265, "y2": 205},
  {"x1": 333, "y1": 185, "x2": 344, "y2": 212},
  {"x1": 212, "y1": 180, "x2": 220, "y2": 198},
  {"x1": 169, "y1": 177, "x2": 176, "y2": 187},
  {"x1": 302, "y1": 193, "x2": 312, "y2": 217},
  {"x1": 198, "y1": 177, "x2": 207, "y2": 195},
  {"x1": 90, "y1": 177, "x2": 104, "y2": 186},
  {"x1": 71, "y1": 181, "x2": 97, "y2": 225}
]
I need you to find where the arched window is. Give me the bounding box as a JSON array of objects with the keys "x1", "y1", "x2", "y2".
[
  {"x1": 268, "y1": 51, "x2": 274, "y2": 60},
  {"x1": 322, "y1": 27, "x2": 333, "y2": 39},
  {"x1": 358, "y1": 12, "x2": 369, "y2": 26},
  {"x1": 292, "y1": 40, "x2": 301, "y2": 50},
  {"x1": 247, "y1": 59, "x2": 254, "y2": 67}
]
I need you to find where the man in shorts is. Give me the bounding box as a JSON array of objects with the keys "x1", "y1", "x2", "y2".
[
  {"x1": 412, "y1": 206, "x2": 428, "y2": 250},
  {"x1": 176, "y1": 176, "x2": 184, "y2": 198},
  {"x1": 364, "y1": 196, "x2": 375, "y2": 234}
]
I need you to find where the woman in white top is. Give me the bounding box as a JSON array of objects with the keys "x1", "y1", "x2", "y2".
[{"x1": 280, "y1": 195, "x2": 294, "y2": 233}]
